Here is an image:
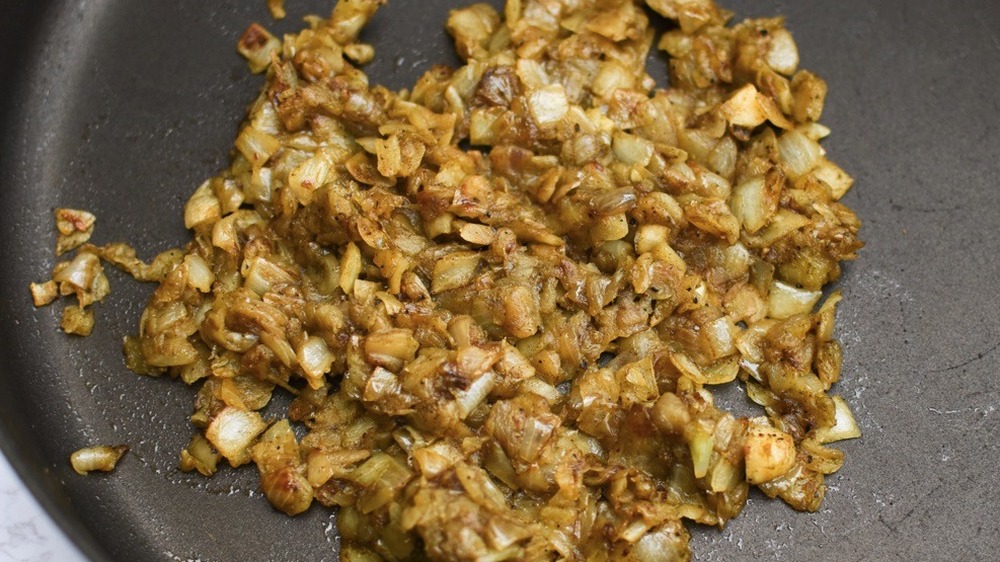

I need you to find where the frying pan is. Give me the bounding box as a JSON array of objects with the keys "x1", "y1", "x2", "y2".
[{"x1": 1, "y1": 0, "x2": 998, "y2": 560}]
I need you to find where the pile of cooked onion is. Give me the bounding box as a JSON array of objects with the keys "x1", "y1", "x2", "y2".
[{"x1": 36, "y1": 0, "x2": 863, "y2": 559}]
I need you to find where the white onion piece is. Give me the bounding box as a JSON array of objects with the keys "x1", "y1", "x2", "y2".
[
  {"x1": 518, "y1": 376, "x2": 561, "y2": 404},
  {"x1": 719, "y1": 84, "x2": 768, "y2": 129},
  {"x1": 242, "y1": 257, "x2": 295, "y2": 296},
  {"x1": 612, "y1": 131, "x2": 654, "y2": 166},
  {"x1": 235, "y1": 126, "x2": 281, "y2": 168},
  {"x1": 813, "y1": 157, "x2": 855, "y2": 200},
  {"x1": 205, "y1": 407, "x2": 267, "y2": 467},
  {"x1": 818, "y1": 395, "x2": 862, "y2": 443},
  {"x1": 620, "y1": 519, "x2": 651, "y2": 543},
  {"x1": 527, "y1": 85, "x2": 569, "y2": 126},
  {"x1": 515, "y1": 59, "x2": 550, "y2": 89},
  {"x1": 766, "y1": 29, "x2": 799, "y2": 75},
  {"x1": 184, "y1": 254, "x2": 214, "y2": 293},
  {"x1": 454, "y1": 372, "x2": 497, "y2": 419},
  {"x1": 469, "y1": 107, "x2": 503, "y2": 146},
  {"x1": 53, "y1": 252, "x2": 100, "y2": 292},
  {"x1": 730, "y1": 176, "x2": 770, "y2": 233},
  {"x1": 688, "y1": 429, "x2": 714, "y2": 479},
  {"x1": 631, "y1": 524, "x2": 689, "y2": 561},
  {"x1": 592, "y1": 61, "x2": 634, "y2": 98},
  {"x1": 777, "y1": 129, "x2": 823, "y2": 179},
  {"x1": 796, "y1": 122, "x2": 831, "y2": 141},
  {"x1": 297, "y1": 336, "x2": 334, "y2": 388},
  {"x1": 288, "y1": 151, "x2": 333, "y2": 204},
  {"x1": 767, "y1": 280, "x2": 822, "y2": 319},
  {"x1": 744, "y1": 425, "x2": 796, "y2": 484},
  {"x1": 431, "y1": 252, "x2": 481, "y2": 294},
  {"x1": 70, "y1": 445, "x2": 128, "y2": 475},
  {"x1": 412, "y1": 443, "x2": 462, "y2": 477}
]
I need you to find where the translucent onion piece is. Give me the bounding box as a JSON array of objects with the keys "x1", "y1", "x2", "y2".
[
  {"x1": 70, "y1": 445, "x2": 128, "y2": 475},
  {"x1": 817, "y1": 395, "x2": 862, "y2": 443},
  {"x1": 205, "y1": 407, "x2": 267, "y2": 467}
]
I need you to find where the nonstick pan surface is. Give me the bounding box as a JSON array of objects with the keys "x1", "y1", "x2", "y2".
[{"x1": 2, "y1": 1, "x2": 999, "y2": 560}]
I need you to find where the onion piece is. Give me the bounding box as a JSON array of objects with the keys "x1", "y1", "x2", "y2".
[
  {"x1": 743, "y1": 424, "x2": 796, "y2": 484},
  {"x1": 812, "y1": 157, "x2": 854, "y2": 200},
  {"x1": 179, "y1": 433, "x2": 220, "y2": 477},
  {"x1": 184, "y1": 180, "x2": 221, "y2": 229},
  {"x1": 777, "y1": 129, "x2": 823, "y2": 179},
  {"x1": 767, "y1": 280, "x2": 822, "y2": 319},
  {"x1": 54, "y1": 208, "x2": 96, "y2": 256},
  {"x1": 29, "y1": 280, "x2": 58, "y2": 307},
  {"x1": 61, "y1": 305, "x2": 95, "y2": 336},
  {"x1": 612, "y1": 131, "x2": 654, "y2": 166},
  {"x1": 237, "y1": 23, "x2": 281, "y2": 74},
  {"x1": 364, "y1": 329, "x2": 419, "y2": 372},
  {"x1": 351, "y1": 453, "x2": 414, "y2": 514},
  {"x1": 205, "y1": 407, "x2": 267, "y2": 467},
  {"x1": 816, "y1": 395, "x2": 862, "y2": 443},
  {"x1": 53, "y1": 251, "x2": 101, "y2": 294},
  {"x1": 454, "y1": 371, "x2": 497, "y2": 419},
  {"x1": 242, "y1": 256, "x2": 295, "y2": 296},
  {"x1": 235, "y1": 126, "x2": 281, "y2": 169},
  {"x1": 730, "y1": 175, "x2": 773, "y2": 234},
  {"x1": 288, "y1": 150, "x2": 334, "y2": 204},
  {"x1": 70, "y1": 445, "x2": 128, "y2": 475},
  {"x1": 431, "y1": 252, "x2": 481, "y2": 294},
  {"x1": 765, "y1": 28, "x2": 799, "y2": 75},
  {"x1": 184, "y1": 254, "x2": 214, "y2": 293},
  {"x1": 526, "y1": 85, "x2": 569, "y2": 126},
  {"x1": 687, "y1": 429, "x2": 714, "y2": 479},
  {"x1": 297, "y1": 336, "x2": 334, "y2": 388},
  {"x1": 266, "y1": 0, "x2": 286, "y2": 20}
]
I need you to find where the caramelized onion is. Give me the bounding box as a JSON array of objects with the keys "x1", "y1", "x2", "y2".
[{"x1": 36, "y1": 0, "x2": 865, "y2": 558}]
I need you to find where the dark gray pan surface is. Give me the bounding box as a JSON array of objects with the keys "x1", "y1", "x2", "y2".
[{"x1": 1, "y1": 0, "x2": 999, "y2": 560}]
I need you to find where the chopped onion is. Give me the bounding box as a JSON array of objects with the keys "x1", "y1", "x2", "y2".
[
  {"x1": 687, "y1": 429, "x2": 714, "y2": 479},
  {"x1": 812, "y1": 157, "x2": 854, "y2": 200},
  {"x1": 297, "y1": 336, "x2": 334, "y2": 387},
  {"x1": 53, "y1": 251, "x2": 101, "y2": 293},
  {"x1": 817, "y1": 395, "x2": 862, "y2": 443},
  {"x1": 719, "y1": 84, "x2": 768, "y2": 129},
  {"x1": 518, "y1": 376, "x2": 561, "y2": 404},
  {"x1": 730, "y1": 176, "x2": 773, "y2": 234},
  {"x1": 364, "y1": 329, "x2": 419, "y2": 372},
  {"x1": 744, "y1": 424, "x2": 796, "y2": 484},
  {"x1": 412, "y1": 442, "x2": 462, "y2": 477},
  {"x1": 29, "y1": 280, "x2": 58, "y2": 307},
  {"x1": 179, "y1": 433, "x2": 220, "y2": 477},
  {"x1": 205, "y1": 407, "x2": 267, "y2": 467},
  {"x1": 767, "y1": 280, "x2": 822, "y2": 319},
  {"x1": 183, "y1": 254, "x2": 214, "y2": 293},
  {"x1": 242, "y1": 256, "x2": 295, "y2": 296},
  {"x1": 184, "y1": 180, "x2": 221, "y2": 229},
  {"x1": 777, "y1": 129, "x2": 823, "y2": 179},
  {"x1": 288, "y1": 151, "x2": 333, "y2": 204},
  {"x1": 592, "y1": 61, "x2": 634, "y2": 98},
  {"x1": 765, "y1": 29, "x2": 799, "y2": 75},
  {"x1": 612, "y1": 131, "x2": 654, "y2": 166},
  {"x1": 53, "y1": 208, "x2": 96, "y2": 256},
  {"x1": 526, "y1": 85, "x2": 569, "y2": 126},
  {"x1": 235, "y1": 126, "x2": 281, "y2": 168},
  {"x1": 237, "y1": 23, "x2": 281, "y2": 74},
  {"x1": 431, "y1": 252, "x2": 481, "y2": 294},
  {"x1": 61, "y1": 305, "x2": 95, "y2": 336},
  {"x1": 70, "y1": 445, "x2": 128, "y2": 475},
  {"x1": 38, "y1": 1, "x2": 866, "y2": 558}
]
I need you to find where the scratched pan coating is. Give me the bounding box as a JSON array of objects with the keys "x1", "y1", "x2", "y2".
[{"x1": 1, "y1": 0, "x2": 999, "y2": 560}]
